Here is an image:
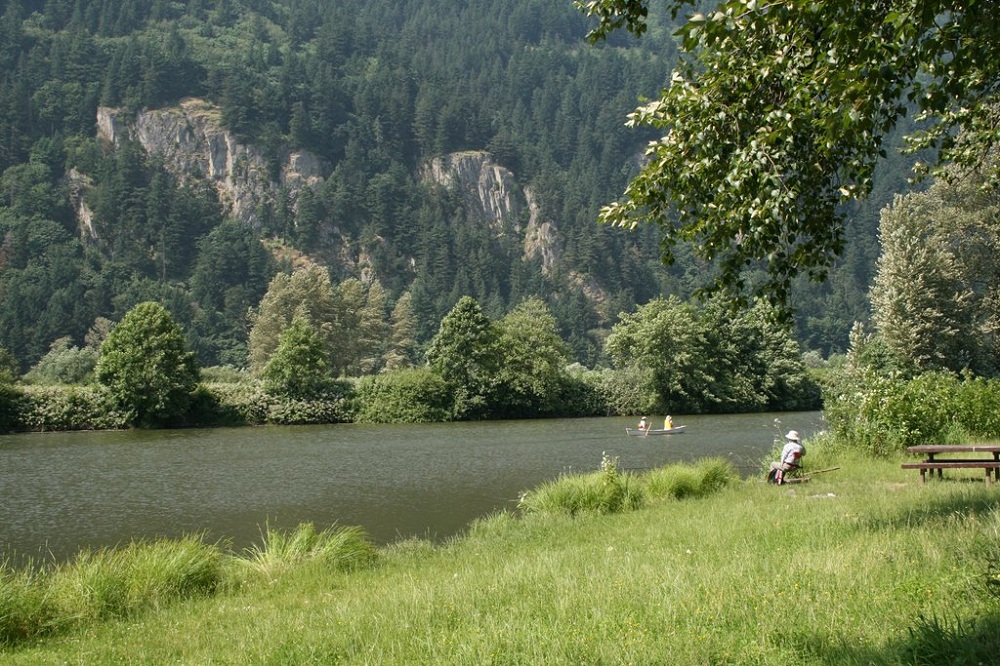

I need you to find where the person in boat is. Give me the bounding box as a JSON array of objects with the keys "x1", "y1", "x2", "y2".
[
  {"x1": 664, "y1": 415, "x2": 673, "y2": 430},
  {"x1": 638, "y1": 416, "x2": 649, "y2": 431},
  {"x1": 767, "y1": 430, "x2": 805, "y2": 484}
]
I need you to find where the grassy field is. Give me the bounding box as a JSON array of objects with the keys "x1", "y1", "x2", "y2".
[{"x1": 4, "y1": 445, "x2": 1000, "y2": 665}]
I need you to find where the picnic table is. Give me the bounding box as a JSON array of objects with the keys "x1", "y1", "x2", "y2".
[{"x1": 902, "y1": 445, "x2": 1000, "y2": 483}]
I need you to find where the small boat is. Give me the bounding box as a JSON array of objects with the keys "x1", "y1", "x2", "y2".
[{"x1": 625, "y1": 425, "x2": 687, "y2": 436}]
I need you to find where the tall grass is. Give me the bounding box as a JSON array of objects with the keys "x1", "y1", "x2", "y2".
[
  {"x1": 517, "y1": 451, "x2": 645, "y2": 515},
  {"x1": 518, "y1": 453, "x2": 739, "y2": 515},
  {"x1": 241, "y1": 522, "x2": 377, "y2": 579},
  {"x1": 0, "y1": 526, "x2": 375, "y2": 648},
  {"x1": 47, "y1": 536, "x2": 223, "y2": 624},
  {"x1": 0, "y1": 563, "x2": 52, "y2": 645},
  {"x1": 642, "y1": 456, "x2": 738, "y2": 500},
  {"x1": 0, "y1": 536, "x2": 222, "y2": 645}
]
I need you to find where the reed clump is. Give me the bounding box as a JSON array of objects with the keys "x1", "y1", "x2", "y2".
[
  {"x1": 240, "y1": 522, "x2": 377, "y2": 579},
  {"x1": 0, "y1": 524, "x2": 375, "y2": 647},
  {"x1": 516, "y1": 451, "x2": 645, "y2": 515},
  {"x1": 642, "y1": 456, "x2": 738, "y2": 500},
  {"x1": 518, "y1": 454, "x2": 739, "y2": 515},
  {"x1": 46, "y1": 536, "x2": 223, "y2": 626}
]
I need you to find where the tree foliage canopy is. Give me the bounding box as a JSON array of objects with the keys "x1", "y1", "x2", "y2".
[
  {"x1": 425, "y1": 295, "x2": 499, "y2": 418},
  {"x1": 261, "y1": 315, "x2": 332, "y2": 398},
  {"x1": 576, "y1": 0, "x2": 1000, "y2": 308},
  {"x1": 605, "y1": 295, "x2": 818, "y2": 412},
  {"x1": 95, "y1": 301, "x2": 199, "y2": 427},
  {"x1": 870, "y1": 156, "x2": 1000, "y2": 375},
  {"x1": 491, "y1": 297, "x2": 573, "y2": 417}
]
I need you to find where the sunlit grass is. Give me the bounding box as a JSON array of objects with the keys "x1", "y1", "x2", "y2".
[{"x1": 4, "y1": 449, "x2": 1000, "y2": 663}]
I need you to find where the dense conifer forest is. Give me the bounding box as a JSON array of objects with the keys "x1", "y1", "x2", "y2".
[{"x1": 0, "y1": 0, "x2": 905, "y2": 374}]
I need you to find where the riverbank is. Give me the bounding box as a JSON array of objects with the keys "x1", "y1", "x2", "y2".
[{"x1": 5, "y1": 445, "x2": 1000, "y2": 664}]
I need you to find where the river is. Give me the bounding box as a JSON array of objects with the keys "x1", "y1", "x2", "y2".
[{"x1": 0, "y1": 411, "x2": 825, "y2": 562}]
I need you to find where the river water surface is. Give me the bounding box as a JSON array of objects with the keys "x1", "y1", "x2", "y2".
[{"x1": 0, "y1": 411, "x2": 824, "y2": 561}]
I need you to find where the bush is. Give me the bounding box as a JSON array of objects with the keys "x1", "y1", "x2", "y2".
[
  {"x1": 351, "y1": 368, "x2": 452, "y2": 423},
  {"x1": 952, "y1": 375, "x2": 1000, "y2": 439},
  {"x1": 200, "y1": 381, "x2": 271, "y2": 425},
  {"x1": 200, "y1": 366, "x2": 249, "y2": 384},
  {"x1": 264, "y1": 395, "x2": 348, "y2": 425},
  {"x1": 824, "y1": 369, "x2": 1000, "y2": 454},
  {"x1": 0, "y1": 382, "x2": 22, "y2": 432},
  {"x1": 194, "y1": 380, "x2": 351, "y2": 427},
  {"x1": 15, "y1": 385, "x2": 130, "y2": 431}
]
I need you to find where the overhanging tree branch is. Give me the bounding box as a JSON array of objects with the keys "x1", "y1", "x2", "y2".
[{"x1": 576, "y1": 0, "x2": 1000, "y2": 309}]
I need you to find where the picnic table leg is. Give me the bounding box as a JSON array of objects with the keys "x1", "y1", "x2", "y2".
[{"x1": 920, "y1": 468, "x2": 926, "y2": 484}]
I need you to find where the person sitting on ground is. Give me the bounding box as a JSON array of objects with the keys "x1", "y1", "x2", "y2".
[
  {"x1": 767, "y1": 430, "x2": 805, "y2": 484},
  {"x1": 638, "y1": 416, "x2": 649, "y2": 431}
]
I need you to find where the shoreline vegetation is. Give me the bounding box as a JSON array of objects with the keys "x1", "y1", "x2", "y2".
[
  {"x1": 0, "y1": 296, "x2": 825, "y2": 433},
  {"x1": 0, "y1": 367, "x2": 821, "y2": 434},
  {"x1": 3, "y1": 443, "x2": 1000, "y2": 664}
]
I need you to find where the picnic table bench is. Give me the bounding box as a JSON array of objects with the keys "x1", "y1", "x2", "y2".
[{"x1": 902, "y1": 445, "x2": 1000, "y2": 483}]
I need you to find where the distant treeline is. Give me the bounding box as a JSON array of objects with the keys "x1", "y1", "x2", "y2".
[{"x1": 0, "y1": 294, "x2": 821, "y2": 431}]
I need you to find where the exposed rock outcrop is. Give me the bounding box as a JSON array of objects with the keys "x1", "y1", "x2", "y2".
[
  {"x1": 96, "y1": 98, "x2": 326, "y2": 228},
  {"x1": 419, "y1": 150, "x2": 563, "y2": 274},
  {"x1": 66, "y1": 168, "x2": 96, "y2": 241},
  {"x1": 92, "y1": 103, "x2": 578, "y2": 296}
]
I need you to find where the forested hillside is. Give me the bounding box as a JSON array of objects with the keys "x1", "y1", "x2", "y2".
[{"x1": 0, "y1": 0, "x2": 904, "y2": 373}]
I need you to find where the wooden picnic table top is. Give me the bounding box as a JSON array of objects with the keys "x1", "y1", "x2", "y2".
[
  {"x1": 906, "y1": 444, "x2": 1000, "y2": 457},
  {"x1": 907, "y1": 444, "x2": 1000, "y2": 453}
]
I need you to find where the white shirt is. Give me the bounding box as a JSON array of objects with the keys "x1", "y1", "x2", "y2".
[{"x1": 780, "y1": 440, "x2": 805, "y2": 466}]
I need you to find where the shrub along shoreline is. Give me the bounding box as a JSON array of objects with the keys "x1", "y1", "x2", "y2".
[{"x1": 4, "y1": 445, "x2": 1000, "y2": 664}]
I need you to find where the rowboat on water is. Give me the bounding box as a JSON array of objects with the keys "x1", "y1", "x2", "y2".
[{"x1": 624, "y1": 425, "x2": 687, "y2": 436}]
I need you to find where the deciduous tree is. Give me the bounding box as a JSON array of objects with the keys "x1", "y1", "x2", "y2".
[
  {"x1": 23, "y1": 336, "x2": 98, "y2": 385},
  {"x1": 605, "y1": 296, "x2": 712, "y2": 413},
  {"x1": 491, "y1": 297, "x2": 573, "y2": 417},
  {"x1": 383, "y1": 291, "x2": 417, "y2": 372},
  {"x1": 95, "y1": 301, "x2": 199, "y2": 427},
  {"x1": 247, "y1": 265, "x2": 339, "y2": 374},
  {"x1": 576, "y1": 0, "x2": 1000, "y2": 308},
  {"x1": 261, "y1": 315, "x2": 331, "y2": 398},
  {"x1": 604, "y1": 295, "x2": 817, "y2": 412}
]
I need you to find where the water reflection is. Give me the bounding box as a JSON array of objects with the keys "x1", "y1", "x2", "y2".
[{"x1": 0, "y1": 412, "x2": 825, "y2": 561}]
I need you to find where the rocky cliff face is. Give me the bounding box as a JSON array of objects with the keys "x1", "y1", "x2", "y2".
[
  {"x1": 419, "y1": 151, "x2": 562, "y2": 274},
  {"x1": 96, "y1": 98, "x2": 326, "y2": 229},
  {"x1": 93, "y1": 102, "x2": 568, "y2": 289}
]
